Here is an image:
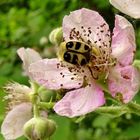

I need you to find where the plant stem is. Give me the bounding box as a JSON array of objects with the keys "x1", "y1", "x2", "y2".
[
  {"x1": 33, "y1": 104, "x2": 40, "y2": 118},
  {"x1": 127, "y1": 102, "x2": 140, "y2": 116},
  {"x1": 38, "y1": 102, "x2": 55, "y2": 110},
  {"x1": 95, "y1": 106, "x2": 129, "y2": 117}
]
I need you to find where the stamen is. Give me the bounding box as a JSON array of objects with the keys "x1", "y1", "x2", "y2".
[{"x1": 67, "y1": 24, "x2": 114, "y2": 81}]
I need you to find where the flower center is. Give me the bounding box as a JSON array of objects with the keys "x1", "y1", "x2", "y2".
[
  {"x1": 67, "y1": 26, "x2": 116, "y2": 79},
  {"x1": 90, "y1": 45, "x2": 116, "y2": 73}
]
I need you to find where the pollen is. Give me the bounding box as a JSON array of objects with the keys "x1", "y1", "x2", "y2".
[
  {"x1": 71, "y1": 77, "x2": 74, "y2": 80},
  {"x1": 52, "y1": 79, "x2": 56, "y2": 83},
  {"x1": 60, "y1": 84, "x2": 63, "y2": 87}
]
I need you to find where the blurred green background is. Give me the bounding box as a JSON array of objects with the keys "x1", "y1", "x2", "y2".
[{"x1": 0, "y1": 0, "x2": 140, "y2": 140}]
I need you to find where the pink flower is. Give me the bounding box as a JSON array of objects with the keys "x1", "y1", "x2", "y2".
[
  {"x1": 1, "y1": 49, "x2": 42, "y2": 140},
  {"x1": 1, "y1": 83, "x2": 32, "y2": 140},
  {"x1": 1, "y1": 83, "x2": 48, "y2": 140},
  {"x1": 17, "y1": 47, "x2": 42, "y2": 78},
  {"x1": 109, "y1": 0, "x2": 140, "y2": 19},
  {"x1": 29, "y1": 8, "x2": 140, "y2": 117},
  {"x1": 1, "y1": 103, "x2": 32, "y2": 140}
]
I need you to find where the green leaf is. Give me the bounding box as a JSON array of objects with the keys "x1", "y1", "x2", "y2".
[
  {"x1": 92, "y1": 115, "x2": 112, "y2": 128},
  {"x1": 50, "y1": 115, "x2": 71, "y2": 140},
  {"x1": 120, "y1": 122, "x2": 140, "y2": 139},
  {"x1": 0, "y1": 63, "x2": 13, "y2": 76}
]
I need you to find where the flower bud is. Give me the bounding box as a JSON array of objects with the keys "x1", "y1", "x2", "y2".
[
  {"x1": 133, "y1": 60, "x2": 140, "y2": 70},
  {"x1": 49, "y1": 27, "x2": 63, "y2": 45},
  {"x1": 38, "y1": 86, "x2": 56, "y2": 102},
  {"x1": 40, "y1": 36, "x2": 48, "y2": 46},
  {"x1": 23, "y1": 117, "x2": 56, "y2": 140}
]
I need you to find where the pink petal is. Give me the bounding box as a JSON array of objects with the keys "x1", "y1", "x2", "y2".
[
  {"x1": 17, "y1": 47, "x2": 42, "y2": 77},
  {"x1": 1, "y1": 103, "x2": 32, "y2": 140},
  {"x1": 54, "y1": 81, "x2": 105, "y2": 117},
  {"x1": 111, "y1": 15, "x2": 135, "y2": 66},
  {"x1": 108, "y1": 66, "x2": 140, "y2": 103},
  {"x1": 29, "y1": 58, "x2": 84, "y2": 90},
  {"x1": 63, "y1": 8, "x2": 111, "y2": 48},
  {"x1": 110, "y1": 0, "x2": 140, "y2": 19}
]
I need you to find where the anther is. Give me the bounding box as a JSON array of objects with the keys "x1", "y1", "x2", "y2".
[{"x1": 71, "y1": 77, "x2": 74, "y2": 80}]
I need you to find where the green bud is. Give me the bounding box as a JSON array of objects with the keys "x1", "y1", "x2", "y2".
[
  {"x1": 46, "y1": 119, "x2": 57, "y2": 136},
  {"x1": 23, "y1": 117, "x2": 56, "y2": 140},
  {"x1": 133, "y1": 60, "x2": 140, "y2": 70},
  {"x1": 40, "y1": 36, "x2": 48, "y2": 46},
  {"x1": 49, "y1": 27, "x2": 63, "y2": 45},
  {"x1": 38, "y1": 86, "x2": 56, "y2": 102}
]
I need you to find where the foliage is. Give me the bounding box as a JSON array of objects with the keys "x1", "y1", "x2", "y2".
[{"x1": 0, "y1": 0, "x2": 140, "y2": 140}]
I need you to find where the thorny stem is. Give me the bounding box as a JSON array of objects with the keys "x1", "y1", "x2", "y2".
[
  {"x1": 33, "y1": 104, "x2": 40, "y2": 118},
  {"x1": 95, "y1": 106, "x2": 129, "y2": 117},
  {"x1": 30, "y1": 82, "x2": 40, "y2": 118},
  {"x1": 30, "y1": 82, "x2": 56, "y2": 117},
  {"x1": 30, "y1": 82, "x2": 38, "y2": 94},
  {"x1": 127, "y1": 102, "x2": 140, "y2": 116},
  {"x1": 38, "y1": 102, "x2": 55, "y2": 110},
  {"x1": 95, "y1": 102, "x2": 140, "y2": 117}
]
